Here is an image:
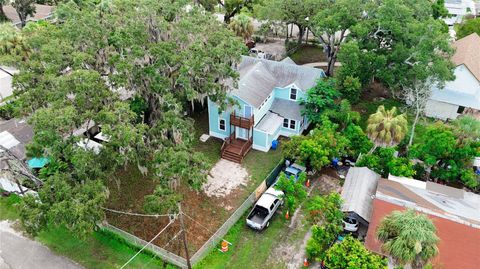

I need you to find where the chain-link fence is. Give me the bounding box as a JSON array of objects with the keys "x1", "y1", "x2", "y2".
[
  {"x1": 103, "y1": 159, "x2": 285, "y2": 268},
  {"x1": 191, "y1": 158, "x2": 284, "y2": 264},
  {"x1": 102, "y1": 223, "x2": 188, "y2": 268}
]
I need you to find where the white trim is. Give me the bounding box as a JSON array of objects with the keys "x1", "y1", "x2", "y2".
[
  {"x1": 289, "y1": 119, "x2": 296, "y2": 130},
  {"x1": 289, "y1": 88, "x2": 298, "y2": 101},
  {"x1": 244, "y1": 104, "x2": 253, "y2": 118},
  {"x1": 209, "y1": 130, "x2": 228, "y2": 139},
  {"x1": 253, "y1": 144, "x2": 269, "y2": 152},
  {"x1": 218, "y1": 118, "x2": 226, "y2": 131}
]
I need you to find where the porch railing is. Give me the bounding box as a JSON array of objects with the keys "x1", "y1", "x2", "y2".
[{"x1": 230, "y1": 111, "x2": 254, "y2": 129}]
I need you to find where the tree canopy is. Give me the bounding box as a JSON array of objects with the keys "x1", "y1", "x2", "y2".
[
  {"x1": 306, "y1": 192, "x2": 344, "y2": 261},
  {"x1": 324, "y1": 235, "x2": 387, "y2": 269},
  {"x1": 338, "y1": 0, "x2": 454, "y2": 92},
  {"x1": 410, "y1": 122, "x2": 480, "y2": 189},
  {"x1": 3, "y1": 0, "x2": 244, "y2": 236},
  {"x1": 456, "y1": 17, "x2": 480, "y2": 39}
]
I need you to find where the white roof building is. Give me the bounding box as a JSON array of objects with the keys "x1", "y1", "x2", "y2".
[{"x1": 341, "y1": 167, "x2": 381, "y2": 223}]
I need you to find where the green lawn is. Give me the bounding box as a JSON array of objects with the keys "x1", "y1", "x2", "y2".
[
  {"x1": 194, "y1": 212, "x2": 294, "y2": 269},
  {"x1": 0, "y1": 194, "x2": 175, "y2": 269},
  {"x1": 192, "y1": 109, "x2": 222, "y2": 167},
  {"x1": 0, "y1": 194, "x2": 21, "y2": 220},
  {"x1": 289, "y1": 44, "x2": 327, "y2": 65},
  {"x1": 243, "y1": 146, "x2": 283, "y2": 190}
]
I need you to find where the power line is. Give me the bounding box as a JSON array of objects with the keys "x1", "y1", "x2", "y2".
[
  {"x1": 101, "y1": 207, "x2": 176, "y2": 218},
  {"x1": 141, "y1": 230, "x2": 183, "y2": 269},
  {"x1": 120, "y1": 220, "x2": 174, "y2": 269}
]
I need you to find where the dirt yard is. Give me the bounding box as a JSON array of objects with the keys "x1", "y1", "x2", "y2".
[
  {"x1": 104, "y1": 159, "x2": 259, "y2": 258},
  {"x1": 202, "y1": 159, "x2": 250, "y2": 199},
  {"x1": 266, "y1": 171, "x2": 342, "y2": 269}
]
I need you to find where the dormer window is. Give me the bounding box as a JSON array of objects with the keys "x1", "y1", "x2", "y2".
[{"x1": 290, "y1": 88, "x2": 297, "y2": 100}]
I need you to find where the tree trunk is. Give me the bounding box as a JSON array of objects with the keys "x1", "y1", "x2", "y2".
[
  {"x1": 297, "y1": 26, "x2": 305, "y2": 46},
  {"x1": 408, "y1": 107, "x2": 420, "y2": 148},
  {"x1": 0, "y1": 4, "x2": 6, "y2": 21},
  {"x1": 286, "y1": 24, "x2": 289, "y2": 41},
  {"x1": 326, "y1": 54, "x2": 336, "y2": 77},
  {"x1": 305, "y1": 28, "x2": 309, "y2": 44},
  {"x1": 290, "y1": 24, "x2": 294, "y2": 38}
]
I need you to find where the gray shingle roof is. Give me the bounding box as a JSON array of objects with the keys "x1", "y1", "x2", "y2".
[
  {"x1": 231, "y1": 56, "x2": 325, "y2": 107},
  {"x1": 270, "y1": 99, "x2": 303, "y2": 121},
  {"x1": 341, "y1": 167, "x2": 380, "y2": 222}
]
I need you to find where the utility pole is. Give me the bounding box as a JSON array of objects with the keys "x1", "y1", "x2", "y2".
[{"x1": 178, "y1": 203, "x2": 192, "y2": 269}]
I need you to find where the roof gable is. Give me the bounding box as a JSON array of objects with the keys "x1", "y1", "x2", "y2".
[
  {"x1": 452, "y1": 33, "x2": 480, "y2": 81},
  {"x1": 231, "y1": 56, "x2": 325, "y2": 107}
]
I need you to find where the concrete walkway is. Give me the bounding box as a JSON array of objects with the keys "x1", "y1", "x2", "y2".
[{"x1": 0, "y1": 221, "x2": 83, "y2": 269}]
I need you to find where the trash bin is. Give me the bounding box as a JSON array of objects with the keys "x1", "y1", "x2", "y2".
[{"x1": 271, "y1": 140, "x2": 278, "y2": 150}]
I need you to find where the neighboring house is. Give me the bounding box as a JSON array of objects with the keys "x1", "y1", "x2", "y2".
[
  {"x1": 208, "y1": 56, "x2": 324, "y2": 162},
  {"x1": 425, "y1": 33, "x2": 480, "y2": 120},
  {"x1": 341, "y1": 167, "x2": 380, "y2": 228},
  {"x1": 0, "y1": 118, "x2": 33, "y2": 160},
  {"x1": 0, "y1": 66, "x2": 19, "y2": 103},
  {"x1": 365, "y1": 177, "x2": 480, "y2": 269},
  {"x1": 444, "y1": 0, "x2": 478, "y2": 25},
  {"x1": 2, "y1": 4, "x2": 54, "y2": 27}
]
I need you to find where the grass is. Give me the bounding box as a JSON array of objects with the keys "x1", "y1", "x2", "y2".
[
  {"x1": 194, "y1": 212, "x2": 293, "y2": 269},
  {"x1": 0, "y1": 194, "x2": 21, "y2": 220},
  {"x1": 289, "y1": 44, "x2": 327, "y2": 65},
  {"x1": 192, "y1": 109, "x2": 222, "y2": 167},
  {"x1": 243, "y1": 146, "x2": 283, "y2": 190},
  {"x1": 0, "y1": 194, "x2": 176, "y2": 269}
]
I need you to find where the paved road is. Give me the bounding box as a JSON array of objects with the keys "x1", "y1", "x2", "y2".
[{"x1": 0, "y1": 221, "x2": 83, "y2": 269}]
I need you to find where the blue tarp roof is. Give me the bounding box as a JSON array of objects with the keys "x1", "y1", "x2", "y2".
[{"x1": 27, "y1": 157, "x2": 50, "y2": 169}]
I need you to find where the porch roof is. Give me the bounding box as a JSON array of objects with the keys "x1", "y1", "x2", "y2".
[{"x1": 256, "y1": 112, "x2": 283, "y2": 135}]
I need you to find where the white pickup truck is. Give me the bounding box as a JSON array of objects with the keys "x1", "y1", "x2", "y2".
[{"x1": 246, "y1": 187, "x2": 284, "y2": 230}]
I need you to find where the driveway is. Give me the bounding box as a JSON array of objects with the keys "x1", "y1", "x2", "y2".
[{"x1": 0, "y1": 221, "x2": 83, "y2": 269}]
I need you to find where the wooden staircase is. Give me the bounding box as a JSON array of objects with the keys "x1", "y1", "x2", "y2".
[{"x1": 221, "y1": 134, "x2": 252, "y2": 163}]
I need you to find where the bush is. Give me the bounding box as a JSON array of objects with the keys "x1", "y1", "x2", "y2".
[
  {"x1": 357, "y1": 147, "x2": 415, "y2": 177},
  {"x1": 338, "y1": 76, "x2": 362, "y2": 103}
]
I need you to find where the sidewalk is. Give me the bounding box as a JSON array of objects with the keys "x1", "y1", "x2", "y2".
[{"x1": 0, "y1": 221, "x2": 83, "y2": 269}]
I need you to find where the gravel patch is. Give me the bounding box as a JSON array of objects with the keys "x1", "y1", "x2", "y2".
[{"x1": 202, "y1": 159, "x2": 250, "y2": 198}]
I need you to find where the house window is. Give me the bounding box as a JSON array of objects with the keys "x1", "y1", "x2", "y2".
[
  {"x1": 457, "y1": 106, "x2": 465, "y2": 114},
  {"x1": 290, "y1": 88, "x2": 297, "y2": 100},
  {"x1": 283, "y1": 118, "x2": 289, "y2": 128},
  {"x1": 289, "y1": 119, "x2": 296, "y2": 130},
  {"x1": 219, "y1": 119, "x2": 226, "y2": 131}
]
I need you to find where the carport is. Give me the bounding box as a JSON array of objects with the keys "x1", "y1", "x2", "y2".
[{"x1": 341, "y1": 167, "x2": 380, "y2": 237}]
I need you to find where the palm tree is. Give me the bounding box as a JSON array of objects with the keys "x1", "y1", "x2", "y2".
[
  {"x1": 366, "y1": 105, "x2": 408, "y2": 151},
  {"x1": 0, "y1": 23, "x2": 30, "y2": 60},
  {"x1": 228, "y1": 14, "x2": 254, "y2": 42},
  {"x1": 377, "y1": 210, "x2": 439, "y2": 269}
]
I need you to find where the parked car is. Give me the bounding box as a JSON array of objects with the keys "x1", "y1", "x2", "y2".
[
  {"x1": 283, "y1": 163, "x2": 307, "y2": 181},
  {"x1": 246, "y1": 187, "x2": 284, "y2": 230},
  {"x1": 342, "y1": 215, "x2": 359, "y2": 232}
]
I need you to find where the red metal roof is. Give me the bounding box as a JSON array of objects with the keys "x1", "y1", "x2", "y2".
[{"x1": 365, "y1": 199, "x2": 480, "y2": 269}]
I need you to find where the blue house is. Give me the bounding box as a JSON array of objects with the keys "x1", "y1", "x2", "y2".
[{"x1": 208, "y1": 56, "x2": 325, "y2": 162}]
